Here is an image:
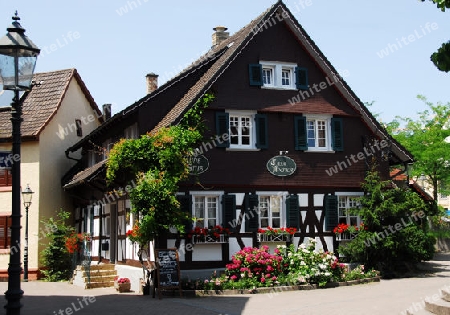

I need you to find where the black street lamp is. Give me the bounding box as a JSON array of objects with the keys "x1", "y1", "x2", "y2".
[
  {"x1": 21, "y1": 185, "x2": 33, "y2": 282},
  {"x1": 0, "y1": 12, "x2": 40, "y2": 315}
]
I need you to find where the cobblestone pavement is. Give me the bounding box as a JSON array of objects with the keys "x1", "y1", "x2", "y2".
[{"x1": 2, "y1": 253, "x2": 450, "y2": 315}]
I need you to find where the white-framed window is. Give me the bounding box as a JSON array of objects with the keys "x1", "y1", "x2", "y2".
[
  {"x1": 262, "y1": 67, "x2": 274, "y2": 86},
  {"x1": 257, "y1": 193, "x2": 286, "y2": 229},
  {"x1": 260, "y1": 61, "x2": 297, "y2": 90},
  {"x1": 305, "y1": 115, "x2": 332, "y2": 151},
  {"x1": 227, "y1": 110, "x2": 257, "y2": 150},
  {"x1": 338, "y1": 196, "x2": 361, "y2": 226},
  {"x1": 191, "y1": 192, "x2": 223, "y2": 228},
  {"x1": 281, "y1": 68, "x2": 292, "y2": 86}
]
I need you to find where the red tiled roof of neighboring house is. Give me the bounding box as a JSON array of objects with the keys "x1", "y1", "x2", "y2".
[
  {"x1": 390, "y1": 168, "x2": 433, "y2": 201},
  {"x1": 0, "y1": 68, "x2": 102, "y2": 141}
]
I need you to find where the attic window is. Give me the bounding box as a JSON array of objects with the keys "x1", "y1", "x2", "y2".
[
  {"x1": 249, "y1": 61, "x2": 304, "y2": 90},
  {"x1": 75, "y1": 119, "x2": 82, "y2": 137}
]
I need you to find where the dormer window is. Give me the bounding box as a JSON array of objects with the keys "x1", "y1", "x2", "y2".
[{"x1": 249, "y1": 62, "x2": 307, "y2": 90}]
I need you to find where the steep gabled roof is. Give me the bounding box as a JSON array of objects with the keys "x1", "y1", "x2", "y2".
[
  {"x1": 148, "y1": 0, "x2": 412, "y2": 163},
  {"x1": 0, "y1": 68, "x2": 102, "y2": 141}
]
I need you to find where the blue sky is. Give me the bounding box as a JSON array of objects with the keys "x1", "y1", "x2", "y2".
[{"x1": 0, "y1": 0, "x2": 449, "y2": 123}]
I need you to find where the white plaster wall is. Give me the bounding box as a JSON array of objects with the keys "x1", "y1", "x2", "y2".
[{"x1": 36, "y1": 76, "x2": 102, "y2": 269}]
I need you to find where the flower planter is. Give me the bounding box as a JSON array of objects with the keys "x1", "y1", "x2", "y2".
[
  {"x1": 257, "y1": 233, "x2": 291, "y2": 242},
  {"x1": 114, "y1": 280, "x2": 131, "y2": 293},
  {"x1": 191, "y1": 234, "x2": 228, "y2": 244}
]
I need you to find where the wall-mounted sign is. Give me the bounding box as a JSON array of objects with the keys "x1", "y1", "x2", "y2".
[
  {"x1": 267, "y1": 155, "x2": 297, "y2": 177},
  {"x1": 187, "y1": 155, "x2": 209, "y2": 175}
]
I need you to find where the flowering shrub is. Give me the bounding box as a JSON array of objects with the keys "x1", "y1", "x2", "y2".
[
  {"x1": 275, "y1": 240, "x2": 345, "y2": 287},
  {"x1": 114, "y1": 276, "x2": 131, "y2": 284},
  {"x1": 218, "y1": 239, "x2": 378, "y2": 289},
  {"x1": 65, "y1": 233, "x2": 91, "y2": 254},
  {"x1": 225, "y1": 245, "x2": 282, "y2": 288},
  {"x1": 126, "y1": 223, "x2": 141, "y2": 244},
  {"x1": 188, "y1": 225, "x2": 231, "y2": 242},
  {"x1": 257, "y1": 227, "x2": 297, "y2": 236}
]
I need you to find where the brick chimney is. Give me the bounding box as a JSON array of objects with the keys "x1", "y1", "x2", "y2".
[
  {"x1": 146, "y1": 73, "x2": 158, "y2": 94},
  {"x1": 102, "y1": 104, "x2": 111, "y2": 121},
  {"x1": 212, "y1": 26, "x2": 229, "y2": 47}
]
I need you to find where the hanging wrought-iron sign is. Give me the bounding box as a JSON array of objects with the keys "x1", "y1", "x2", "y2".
[{"x1": 266, "y1": 155, "x2": 296, "y2": 176}]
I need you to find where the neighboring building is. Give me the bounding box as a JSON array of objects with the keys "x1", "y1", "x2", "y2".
[
  {"x1": 0, "y1": 69, "x2": 103, "y2": 280},
  {"x1": 62, "y1": 1, "x2": 413, "y2": 279}
]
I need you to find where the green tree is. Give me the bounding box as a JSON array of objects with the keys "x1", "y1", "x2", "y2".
[
  {"x1": 421, "y1": 0, "x2": 450, "y2": 72},
  {"x1": 40, "y1": 209, "x2": 74, "y2": 281},
  {"x1": 385, "y1": 96, "x2": 450, "y2": 207},
  {"x1": 106, "y1": 93, "x2": 214, "y2": 248},
  {"x1": 339, "y1": 166, "x2": 435, "y2": 276}
]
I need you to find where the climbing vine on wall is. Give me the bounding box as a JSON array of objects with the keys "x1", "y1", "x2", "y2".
[{"x1": 106, "y1": 93, "x2": 214, "y2": 247}]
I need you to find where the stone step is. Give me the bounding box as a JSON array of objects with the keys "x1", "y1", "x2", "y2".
[
  {"x1": 78, "y1": 270, "x2": 117, "y2": 277},
  {"x1": 84, "y1": 275, "x2": 117, "y2": 283},
  {"x1": 76, "y1": 264, "x2": 115, "y2": 271},
  {"x1": 425, "y1": 298, "x2": 450, "y2": 315},
  {"x1": 85, "y1": 281, "x2": 115, "y2": 289}
]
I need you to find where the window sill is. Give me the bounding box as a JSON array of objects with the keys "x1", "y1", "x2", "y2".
[
  {"x1": 0, "y1": 249, "x2": 10, "y2": 254},
  {"x1": 226, "y1": 148, "x2": 261, "y2": 152},
  {"x1": 0, "y1": 186, "x2": 12, "y2": 192},
  {"x1": 304, "y1": 150, "x2": 335, "y2": 153},
  {"x1": 261, "y1": 86, "x2": 297, "y2": 91}
]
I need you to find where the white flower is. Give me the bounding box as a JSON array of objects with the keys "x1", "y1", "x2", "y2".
[
  {"x1": 300, "y1": 261, "x2": 306, "y2": 266},
  {"x1": 288, "y1": 252, "x2": 292, "y2": 257},
  {"x1": 299, "y1": 243, "x2": 306, "y2": 249},
  {"x1": 319, "y1": 264, "x2": 327, "y2": 270}
]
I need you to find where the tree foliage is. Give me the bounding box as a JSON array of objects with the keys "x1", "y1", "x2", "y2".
[
  {"x1": 106, "y1": 93, "x2": 214, "y2": 247},
  {"x1": 421, "y1": 0, "x2": 450, "y2": 72},
  {"x1": 339, "y1": 166, "x2": 435, "y2": 276},
  {"x1": 40, "y1": 209, "x2": 74, "y2": 281},
  {"x1": 385, "y1": 95, "x2": 450, "y2": 204}
]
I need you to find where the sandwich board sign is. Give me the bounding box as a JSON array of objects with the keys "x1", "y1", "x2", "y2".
[{"x1": 155, "y1": 248, "x2": 182, "y2": 299}]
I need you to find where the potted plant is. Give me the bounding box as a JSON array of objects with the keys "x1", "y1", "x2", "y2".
[
  {"x1": 187, "y1": 225, "x2": 231, "y2": 243},
  {"x1": 114, "y1": 276, "x2": 131, "y2": 292}
]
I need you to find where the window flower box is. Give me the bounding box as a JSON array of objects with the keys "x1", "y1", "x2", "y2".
[
  {"x1": 334, "y1": 223, "x2": 366, "y2": 241},
  {"x1": 188, "y1": 225, "x2": 230, "y2": 244},
  {"x1": 257, "y1": 233, "x2": 291, "y2": 242},
  {"x1": 257, "y1": 227, "x2": 296, "y2": 242}
]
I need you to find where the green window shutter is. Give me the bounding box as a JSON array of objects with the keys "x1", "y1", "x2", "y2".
[
  {"x1": 215, "y1": 112, "x2": 230, "y2": 148},
  {"x1": 249, "y1": 64, "x2": 263, "y2": 86},
  {"x1": 295, "y1": 67, "x2": 308, "y2": 90},
  {"x1": 285, "y1": 194, "x2": 300, "y2": 229},
  {"x1": 245, "y1": 194, "x2": 259, "y2": 232},
  {"x1": 324, "y1": 194, "x2": 338, "y2": 232},
  {"x1": 331, "y1": 118, "x2": 344, "y2": 151},
  {"x1": 177, "y1": 194, "x2": 192, "y2": 234},
  {"x1": 222, "y1": 194, "x2": 236, "y2": 230},
  {"x1": 294, "y1": 116, "x2": 308, "y2": 151},
  {"x1": 255, "y1": 114, "x2": 268, "y2": 149}
]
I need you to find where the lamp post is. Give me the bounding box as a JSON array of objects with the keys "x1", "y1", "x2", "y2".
[
  {"x1": 0, "y1": 12, "x2": 40, "y2": 315},
  {"x1": 21, "y1": 185, "x2": 33, "y2": 282}
]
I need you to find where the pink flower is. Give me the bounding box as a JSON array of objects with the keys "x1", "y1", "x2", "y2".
[{"x1": 261, "y1": 277, "x2": 265, "y2": 283}]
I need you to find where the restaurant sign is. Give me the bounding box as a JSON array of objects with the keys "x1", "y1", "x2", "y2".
[
  {"x1": 188, "y1": 155, "x2": 209, "y2": 175},
  {"x1": 266, "y1": 155, "x2": 296, "y2": 177}
]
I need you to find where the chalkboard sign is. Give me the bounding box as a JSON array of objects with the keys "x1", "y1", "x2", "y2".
[{"x1": 155, "y1": 249, "x2": 182, "y2": 298}]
